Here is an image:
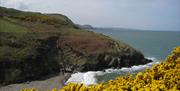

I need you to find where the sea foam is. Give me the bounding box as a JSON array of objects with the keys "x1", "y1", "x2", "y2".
[
  {"x1": 66, "y1": 57, "x2": 159, "y2": 86},
  {"x1": 66, "y1": 71, "x2": 105, "y2": 85}
]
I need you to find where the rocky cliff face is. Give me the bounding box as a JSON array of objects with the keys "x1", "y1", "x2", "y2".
[{"x1": 0, "y1": 7, "x2": 151, "y2": 86}]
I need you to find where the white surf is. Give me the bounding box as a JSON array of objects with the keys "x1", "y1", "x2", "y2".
[{"x1": 66, "y1": 57, "x2": 159, "y2": 86}]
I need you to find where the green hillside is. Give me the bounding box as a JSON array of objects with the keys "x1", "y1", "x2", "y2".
[{"x1": 0, "y1": 7, "x2": 151, "y2": 86}]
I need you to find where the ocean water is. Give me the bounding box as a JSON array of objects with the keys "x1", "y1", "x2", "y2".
[
  {"x1": 91, "y1": 29, "x2": 180, "y2": 60},
  {"x1": 66, "y1": 29, "x2": 180, "y2": 85}
]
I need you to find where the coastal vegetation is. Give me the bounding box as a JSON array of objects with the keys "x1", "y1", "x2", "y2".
[
  {"x1": 0, "y1": 6, "x2": 151, "y2": 86},
  {"x1": 21, "y1": 46, "x2": 180, "y2": 91}
]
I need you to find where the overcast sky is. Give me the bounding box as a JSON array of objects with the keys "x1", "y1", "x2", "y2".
[{"x1": 0, "y1": 0, "x2": 180, "y2": 31}]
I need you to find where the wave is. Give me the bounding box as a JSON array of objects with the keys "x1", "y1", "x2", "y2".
[
  {"x1": 66, "y1": 57, "x2": 160, "y2": 86},
  {"x1": 66, "y1": 71, "x2": 105, "y2": 86}
]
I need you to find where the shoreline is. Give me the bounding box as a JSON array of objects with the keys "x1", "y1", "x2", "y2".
[
  {"x1": 0, "y1": 57, "x2": 158, "y2": 91},
  {"x1": 66, "y1": 57, "x2": 159, "y2": 86},
  {"x1": 0, "y1": 73, "x2": 71, "y2": 91}
]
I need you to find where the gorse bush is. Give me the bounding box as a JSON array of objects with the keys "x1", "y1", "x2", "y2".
[{"x1": 21, "y1": 46, "x2": 180, "y2": 91}]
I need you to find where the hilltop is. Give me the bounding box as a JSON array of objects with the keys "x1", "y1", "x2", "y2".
[{"x1": 0, "y1": 7, "x2": 151, "y2": 86}]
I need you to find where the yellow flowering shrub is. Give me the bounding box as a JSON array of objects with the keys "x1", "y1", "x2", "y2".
[
  {"x1": 21, "y1": 46, "x2": 180, "y2": 91},
  {"x1": 21, "y1": 88, "x2": 38, "y2": 91}
]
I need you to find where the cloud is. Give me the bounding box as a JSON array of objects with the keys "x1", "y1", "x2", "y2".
[
  {"x1": 0, "y1": 0, "x2": 29, "y2": 10},
  {"x1": 0, "y1": 0, "x2": 179, "y2": 30},
  {"x1": 18, "y1": 2, "x2": 28, "y2": 10}
]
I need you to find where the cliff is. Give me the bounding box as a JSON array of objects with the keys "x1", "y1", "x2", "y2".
[{"x1": 0, "y1": 7, "x2": 151, "y2": 85}]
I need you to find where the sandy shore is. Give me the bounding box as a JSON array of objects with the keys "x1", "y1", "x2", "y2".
[{"x1": 0, "y1": 73, "x2": 71, "y2": 91}]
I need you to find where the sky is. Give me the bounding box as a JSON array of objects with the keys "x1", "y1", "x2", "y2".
[{"x1": 0, "y1": 0, "x2": 180, "y2": 31}]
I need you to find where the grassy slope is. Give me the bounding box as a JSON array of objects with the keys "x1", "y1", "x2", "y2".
[
  {"x1": 0, "y1": 6, "x2": 147, "y2": 85},
  {"x1": 0, "y1": 19, "x2": 28, "y2": 32}
]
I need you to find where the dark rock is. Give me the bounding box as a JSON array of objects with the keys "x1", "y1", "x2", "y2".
[{"x1": 77, "y1": 53, "x2": 152, "y2": 72}]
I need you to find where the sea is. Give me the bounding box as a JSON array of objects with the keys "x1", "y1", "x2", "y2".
[{"x1": 66, "y1": 28, "x2": 180, "y2": 86}]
